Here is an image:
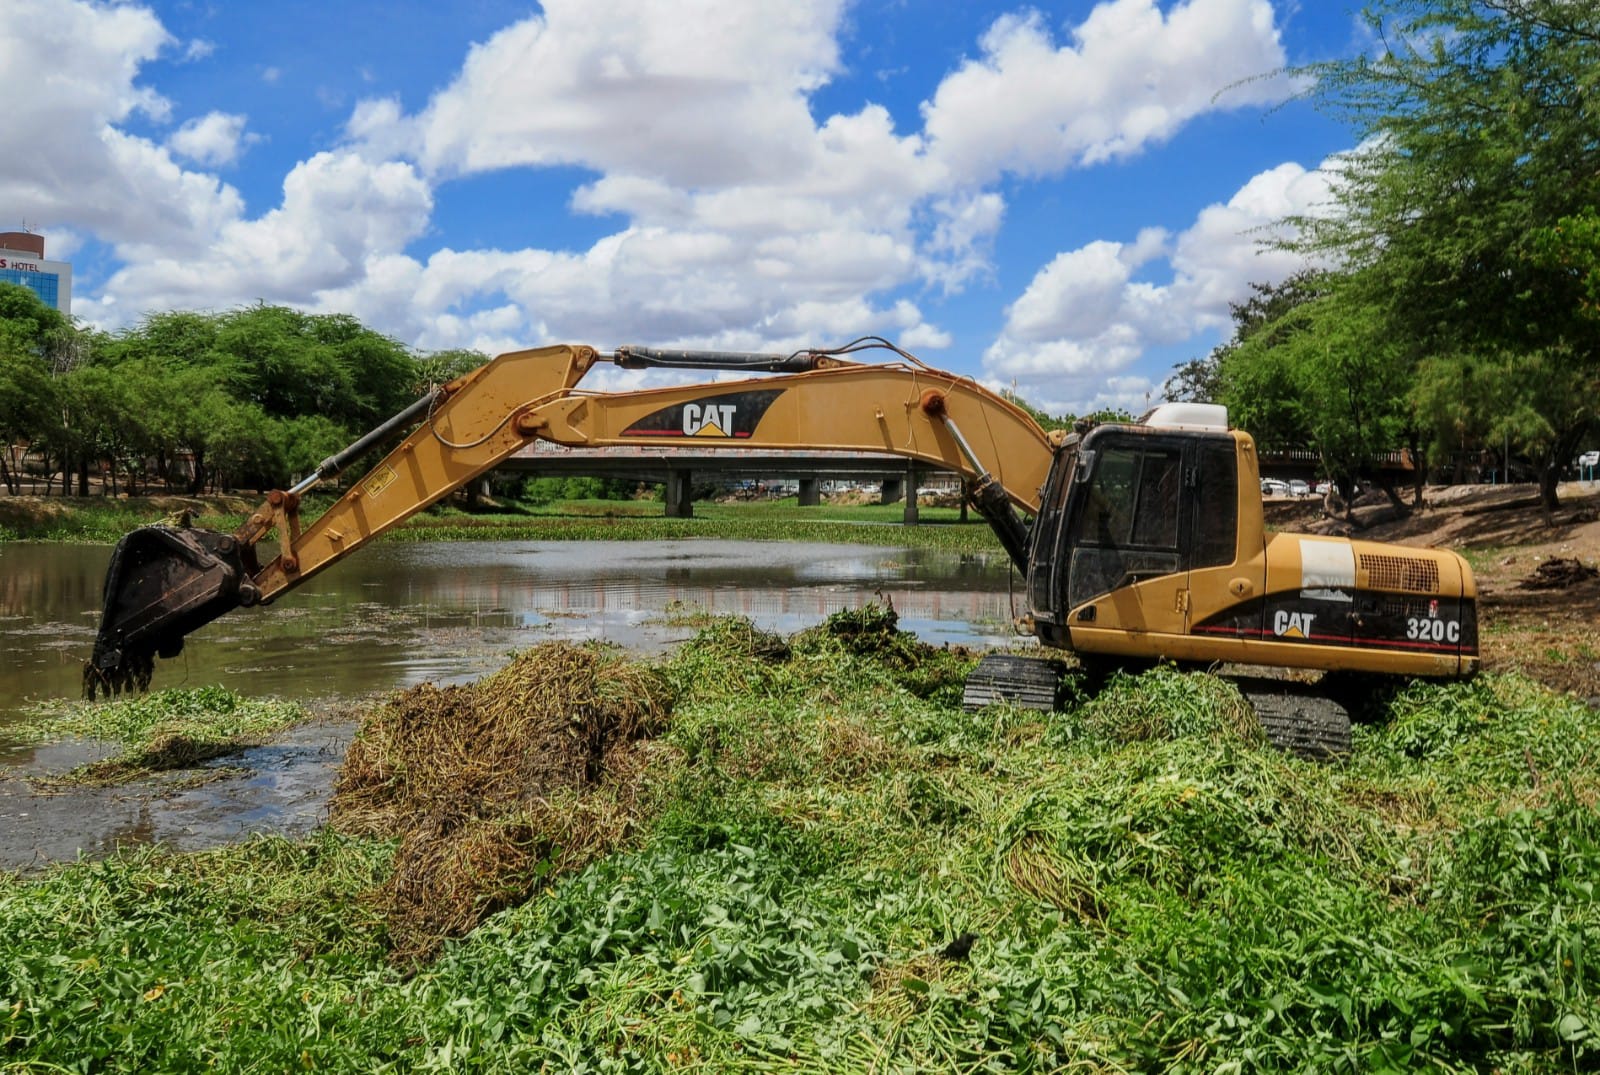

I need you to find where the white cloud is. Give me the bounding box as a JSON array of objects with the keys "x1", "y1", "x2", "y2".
[
  {"x1": 385, "y1": 0, "x2": 847, "y2": 186},
  {"x1": 984, "y1": 159, "x2": 1336, "y2": 415},
  {"x1": 101, "y1": 152, "x2": 433, "y2": 315},
  {"x1": 921, "y1": 191, "x2": 1007, "y2": 292},
  {"x1": 14, "y1": 0, "x2": 1322, "y2": 400},
  {"x1": 330, "y1": 0, "x2": 958, "y2": 353},
  {"x1": 330, "y1": 0, "x2": 1299, "y2": 349},
  {"x1": 921, "y1": 0, "x2": 1290, "y2": 185},
  {"x1": 168, "y1": 112, "x2": 256, "y2": 168},
  {"x1": 0, "y1": 0, "x2": 253, "y2": 257}
]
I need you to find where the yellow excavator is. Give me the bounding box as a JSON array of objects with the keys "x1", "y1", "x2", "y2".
[{"x1": 86, "y1": 340, "x2": 1477, "y2": 757}]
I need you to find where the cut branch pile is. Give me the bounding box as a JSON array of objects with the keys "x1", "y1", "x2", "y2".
[{"x1": 1518, "y1": 556, "x2": 1598, "y2": 589}]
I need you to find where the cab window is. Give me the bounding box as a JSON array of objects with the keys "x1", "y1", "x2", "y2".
[
  {"x1": 1067, "y1": 444, "x2": 1183, "y2": 607},
  {"x1": 1026, "y1": 447, "x2": 1075, "y2": 614},
  {"x1": 1190, "y1": 441, "x2": 1237, "y2": 569}
]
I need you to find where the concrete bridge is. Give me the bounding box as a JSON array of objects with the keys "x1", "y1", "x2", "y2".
[
  {"x1": 498, "y1": 443, "x2": 961, "y2": 521},
  {"x1": 498, "y1": 442, "x2": 1424, "y2": 518}
]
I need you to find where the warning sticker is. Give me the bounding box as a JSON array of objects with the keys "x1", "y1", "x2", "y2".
[{"x1": 363, "y1": 464, "x2": 397, "y2": 500}]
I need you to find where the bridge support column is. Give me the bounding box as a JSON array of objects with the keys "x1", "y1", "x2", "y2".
[
  {"x1": 664, "y1": 469, "x2": 694, "y2": 518},
  {"x1": 880, "y1": 477, "x2": 904, "y2": 505},
  {"x1": 902, "y1": 463, "x2": 919, "y2": 525},
  {"x1": 798, "y1": 478, "x2": 821, "y2": 506}
]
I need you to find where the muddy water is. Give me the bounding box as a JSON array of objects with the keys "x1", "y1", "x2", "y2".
[
  {"x1": 2, "y1": 538, "x2": 1024, "y2": 733},
  {"x1": 0, "y1": 538, "x2": 1027, "y2": 869}
]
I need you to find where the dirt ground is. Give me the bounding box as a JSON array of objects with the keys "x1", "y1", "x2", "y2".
[{"x1": 1267, "y1": 482, "x2": 1600, "y2": 701}]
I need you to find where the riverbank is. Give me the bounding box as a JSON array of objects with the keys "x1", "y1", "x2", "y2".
[{"x1": 0, "y1": 492, "x2": 999, "y2": 551}]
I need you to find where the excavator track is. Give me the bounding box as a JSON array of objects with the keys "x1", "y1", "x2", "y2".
[
  {"x1": 962, "y1": 655, "x2": 1351, "y2": 761},
  {"x1": 1232, "y1": 677, "x2": 1352, "y2": 761},
  {"x1": 962, "y1": 653, "x2": 1069, "y2": 711}
]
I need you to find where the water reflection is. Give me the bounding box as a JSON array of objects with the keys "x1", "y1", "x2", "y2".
[
  {"x1": 0, "y1": 719, "x2": 354, "y2": 871},
  {"x1": 1, "y1": 539, "x2": 1028, "y2": 734}
]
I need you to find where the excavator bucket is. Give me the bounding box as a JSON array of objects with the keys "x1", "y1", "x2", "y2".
[{"x1": 84, "y1": 525, "x2": 253, "y2": 699}]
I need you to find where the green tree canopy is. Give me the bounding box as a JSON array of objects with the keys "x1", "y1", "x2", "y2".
[{"x1": 1292, "y1": 0, "x2": 1600, "y2": 510}]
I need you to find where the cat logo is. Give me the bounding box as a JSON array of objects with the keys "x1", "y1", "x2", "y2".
[
  {"x1": 1273, "y1": 610, "x2": 1316, "y2": 639},
  {"x1": 682, "y1": 402, "x2": 736, "y2": 437},
  {"x1": 621, "y1": 389, "x2": 784, "y2": 439}
]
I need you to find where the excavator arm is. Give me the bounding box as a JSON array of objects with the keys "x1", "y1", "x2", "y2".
[{"x1": 86, "y1": 342, "x2": 1058, "y2": 697}]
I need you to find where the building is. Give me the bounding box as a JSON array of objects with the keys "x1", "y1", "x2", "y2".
[{"x1": 0, "y1": 231, "x2": 71, "y2": 315}]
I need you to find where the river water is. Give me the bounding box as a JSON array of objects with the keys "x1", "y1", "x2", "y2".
[
  {"x1": 1, "y1": 538, "x2": 1028, "y2": 736},
  {"x1": 0, "y1": 537, "x2": 1028, "y2": 869}
]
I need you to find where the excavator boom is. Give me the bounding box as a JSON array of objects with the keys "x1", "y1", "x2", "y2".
[{"x1": 86, "y1": 342, "x2": 1056, "y2": 695}]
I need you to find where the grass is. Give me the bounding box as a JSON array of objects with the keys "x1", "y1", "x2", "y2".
[
  {"x1": 390, "y1": 497, "x2": 995, "y2": 552},
  {"x1": 3, "y1": 617, "x2": 1597, "y2": 1071},
  {"x1": 0, "y1": 493, "x2": 1002, "y2": 553},
  {"x1": 0, "y1": 495, "x2": 253, "y2": 543}
]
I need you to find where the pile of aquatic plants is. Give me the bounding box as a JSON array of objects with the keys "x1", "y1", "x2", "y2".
[
  {"x1": 330, "y1": 642, "x2": 673, "y2": 962},
  {"x1": 2, "y1": 614, "x2": 1596, "y2": 1072}
]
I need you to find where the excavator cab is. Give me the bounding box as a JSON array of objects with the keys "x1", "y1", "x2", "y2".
[{"x1": 1023, "y1": 405, "x2": 1242, "y2": 654}]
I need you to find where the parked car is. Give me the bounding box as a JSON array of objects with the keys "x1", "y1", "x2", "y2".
[
  {"x1": 1288, "y1": 479, "x2": 1310, "y2": 498},
  {"x1": 1314, "y1": 481, "x2": 1331, "y2": 496},
  {"x1": 1260, "y1": 478, "x2": 1289, "y2": 497}
]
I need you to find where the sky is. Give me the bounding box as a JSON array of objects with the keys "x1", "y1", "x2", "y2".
[{"x1": 0, "y1": 0, "x2": 1369, "y2": 416}]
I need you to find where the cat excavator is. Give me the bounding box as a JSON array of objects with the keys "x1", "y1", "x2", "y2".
[{"x1": 86, "y1": 340, "x2": 1478, "y2": 757}]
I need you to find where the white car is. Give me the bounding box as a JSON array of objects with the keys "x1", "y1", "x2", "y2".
[
  {"x1": 1288, "y1": 479, "x2": 1311, "y2": 498},
  {"x1": 1260, "y1": 478, "x2": 1289, "y2": 497}
]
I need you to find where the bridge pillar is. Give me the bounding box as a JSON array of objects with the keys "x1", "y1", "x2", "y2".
[
  {"x1": 880, "y1": 477, "x2": 904, "y2": 505},
  {"x1": 798, "y1": 478, "x2": 821, "y2": 506},
  {"x1": 902, "y1": 463, "x2": 919, "y2": 525},
  {"x1": 664, "y1": 469, "x2": 694, "y2": 518}
]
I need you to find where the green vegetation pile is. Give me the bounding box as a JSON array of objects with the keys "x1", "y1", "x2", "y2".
[
  {"x1": 9, "y1": 684, "x2": 305, "y2": 788},
  {"x1": 3, "y1": 609, "x2": 1598, "y2": 1071},
  {"x1": 330, "y1": 642, "x2": 672, "y2": 963}
]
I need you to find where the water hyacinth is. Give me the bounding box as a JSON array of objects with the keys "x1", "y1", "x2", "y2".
[{"x1": 2, "y1": 610, "x2": 1596, "y2": 1072}]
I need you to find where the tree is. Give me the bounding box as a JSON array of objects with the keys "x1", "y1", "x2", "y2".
[
  {"x1": 999, "y1": 391, "x2": 1131, "y2": 433},
  {"x1": 207, "y1": 304, "x2": 417, "y2": 430},
  {"x1": 67, "y1": 365, "x2": 155, "y2": 496},
  {"x1": 1294, "y1": 0, "x2": 1600, "y2": 514},
  {"x1": 0, "y1": 281, "x2": 71, "y2": 358},
  {"x1": 0, "y1": 283, "x2": 73, "y2": 493},
  {"x1": 0, "y1": 345, "x2": 54, "y2": 495},
  {"x1": 1206, "y1": 273, "x2": 1330, "y2": 453},
  {"x1": 96, "y1": 304, "x2": 432, "y2": 492},
  {"x1": 413, "y1": 348, "x2": 490, "y2": 394},
  {"x1": 1529, "y1": 208, "x2": 1600, "y2": 323},
  {"x1": 1161, "y1": 355, "x2": 1221, "y2": 404}
]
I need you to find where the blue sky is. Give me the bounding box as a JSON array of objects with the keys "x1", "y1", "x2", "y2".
[{"x1": 2, "y1": 0, "x2": 1366, "y2": 415}]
